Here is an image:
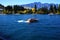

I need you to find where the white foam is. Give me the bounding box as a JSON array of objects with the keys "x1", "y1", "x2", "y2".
[
  {"x1": 17, "y1": 20, "x2": 29, "y2": 23},
  {"x1": 17, "y1": 20, "x2": 24, "y2": 22}
]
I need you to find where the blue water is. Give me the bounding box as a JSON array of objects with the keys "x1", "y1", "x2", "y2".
[{"x1": 0, "y1": 14, "x2": 60, "y2": 40}]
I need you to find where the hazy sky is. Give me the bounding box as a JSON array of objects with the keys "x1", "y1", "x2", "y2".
[{"x1": 0, "y1": 0, "x2": 60, "y2": 6}]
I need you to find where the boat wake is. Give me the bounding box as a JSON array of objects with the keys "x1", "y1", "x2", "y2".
[
  {"x1": 17, "y1": 20, "x2": 29, "y2": 23},
  {"x1": 17, "y1": 18, "x2": 38, "y2": 23}
]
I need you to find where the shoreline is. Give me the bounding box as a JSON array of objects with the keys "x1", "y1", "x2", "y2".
[{"x1": 0, "y1": 13, "x2": 60, "y2": 15}]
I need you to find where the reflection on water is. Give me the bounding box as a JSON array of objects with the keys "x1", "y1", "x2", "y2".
[{"x1": 0, "y1": 14, "x2": 60, "y2": 40}]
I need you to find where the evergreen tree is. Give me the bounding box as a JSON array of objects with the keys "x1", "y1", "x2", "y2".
[
  {"x1": 37, "y1": 7, "x2": 48, "y2": 14},
  {"x1": 13, "y1": 5, "x2": 24, "y2": 13},
  {"x1": 49, "y1": 4, "x2": 54, "y2": 13},
  {"x1": 0, "y1": 4, "x2": 4, "y2": 8},
  {"x1": 53, "y1": 5, "x2": 57, "y2": 13},
  {"x1": 41, "y1": 7, "x2": 48, "y2": 14},
  {"x1": 57, "y1": 4, "x2": 60, "y2": 14},
  {"x1": 5, "y1": 6, "x2": 12, "y2": 14},
  {"x1": 34, "y1": 4, "x2": 37, "y2": 13},
  {"x1": 58, "y1": 4, "x2": 60, "y2": 11}
]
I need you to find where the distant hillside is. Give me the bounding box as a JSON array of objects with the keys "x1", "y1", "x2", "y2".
[{"x1": 22, "y1": 2, "x2": 58, "y2": 9}]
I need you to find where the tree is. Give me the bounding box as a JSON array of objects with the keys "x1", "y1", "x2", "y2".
[
  {"x1": 0, "y1": 4, "x2": 4, "y2": 8},
  {"x1": 57, "y1": 4, "x2": 60, "y2": 14},
  {"x1": 34, "y1": 4, "x2": 37, "y2": 13},
  {"x1": 4, "y1": 6, "x2": 12, "y2": 14},
  {"x1": 49, "y1": 4, "x2": 54, "y2": 13},
  {"x1": 13, "y1": 5, "x2": 24, "y2": 13},
  {"x1": 0, "y1": 4, "x2": 4, "y2": 14},
  {"x1": 32, "y1": 8, "x2": 35, "y2": 13},
  {"x1": 53, "y1": 5, "x2": 57, "y2": 13},
  {"x1": 37, "y1": 7, "x2": 48, "y2": 14}
]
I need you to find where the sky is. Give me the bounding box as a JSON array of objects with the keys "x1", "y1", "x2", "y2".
[{"x1": 0, "y1": 0, "x2": 60, "y2": 6}]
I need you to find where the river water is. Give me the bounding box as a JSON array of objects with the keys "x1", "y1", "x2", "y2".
[{"x1": 0, "y1": 14, "x2": 60, "y2": 40}]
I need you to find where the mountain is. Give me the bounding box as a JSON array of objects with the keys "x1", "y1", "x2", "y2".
[{"x1": 22, "y1": 2, "x2": 58, "y2": 9}]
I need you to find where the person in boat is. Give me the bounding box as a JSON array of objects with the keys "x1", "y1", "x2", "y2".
[{"x1": 27, "y1": 18, "x2": 38, "y2": 23}]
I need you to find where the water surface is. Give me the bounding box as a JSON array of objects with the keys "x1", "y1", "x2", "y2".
[{"x1": 0, "y1": 14, "x2": 60, "y2": 40}]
